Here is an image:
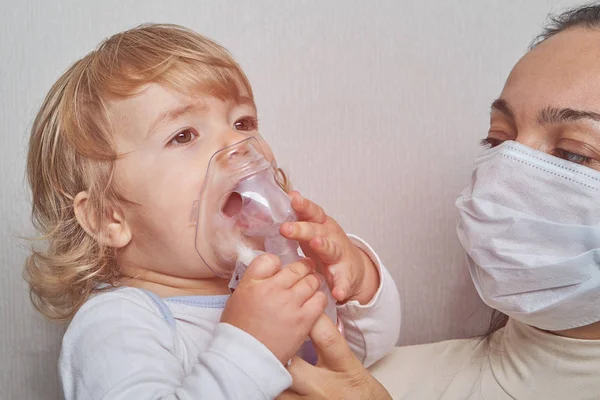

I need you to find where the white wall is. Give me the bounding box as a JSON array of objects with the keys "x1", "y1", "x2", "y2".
[{"x1": 0, "y1": 0, "x2": 586, "y2": 398}]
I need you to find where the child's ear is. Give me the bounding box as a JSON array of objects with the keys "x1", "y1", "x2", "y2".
[{"x1": 74, "y1": 191, "x2": 132, "y2": 248}]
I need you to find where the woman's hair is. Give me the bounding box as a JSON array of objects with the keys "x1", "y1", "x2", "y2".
[
  {"x1": 24, "y1": 24, "x2": 278, "y2": 321},
  {"x1": 483, "y1": 310, "x2": 508, "y2": 337},
  {"x1": 482, "y1": 3, "x2": 600, "y2": 336},
  {"x1": 531, "y1": 3, "x2": 600, "y2": 48}
]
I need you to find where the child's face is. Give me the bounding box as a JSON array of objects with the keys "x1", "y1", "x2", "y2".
[{"x1": 108, "y1": 83, "x2": 275, "y2": 279}]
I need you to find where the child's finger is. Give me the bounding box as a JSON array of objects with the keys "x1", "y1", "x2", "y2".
[
  {"x1": 274, "y1": 258, "x2": 316, "y2": 288},
  {"x1": 243, "y1": 254, "x2": 282, "y2": 280},
  {"x1": 290, "y1": 191, "x2": 328, "y2": 224},
  {"x1": 281, "y1": 221, "x2": 327, "y2": 242},
  {"x1": 330, "y1": 267, "x2": 352, "y2": 302},
  {"x1": 309, "y1": 236, "x2": 344, "y2": 264},
  {"x1": 291, "y1": 273, "x2": 321, "y2": 304},
  {"x1": 324, "y1": 268, "x2": 334, "y2": 289},
  {"x1": 301, "y1": 290, "x2": 328, "y2": 319}
]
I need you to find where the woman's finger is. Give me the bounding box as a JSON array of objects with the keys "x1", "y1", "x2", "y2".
[
  {"x1": 309, "y1": 313, "x2": 362, "y2": 371},
  {"x1": 286, "y1": 356, "x2": 317, "y2": 395},
  {"x1": 275, "y1": 389, "x2": 302, "y2": 400}
]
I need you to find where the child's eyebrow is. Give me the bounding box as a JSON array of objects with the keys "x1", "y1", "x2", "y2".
[
  {"x1": 147, "y1": 103, "x2": 208, "y2": 138},
  {"x1": 237, "y1": 96, "x2": 257, "y2": 111}
]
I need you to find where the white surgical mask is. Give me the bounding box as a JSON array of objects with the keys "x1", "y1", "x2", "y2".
[{"x1": 456, "y1": 140, "x2": 600, "y2": 331}]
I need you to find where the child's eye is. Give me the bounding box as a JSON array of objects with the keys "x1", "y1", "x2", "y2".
[
  {"x1": 233, "y1": 116, "x2": 258, "y2": 132},
  {"x1": 168, "y1": 129, "x2": 198, "y2": 146}
]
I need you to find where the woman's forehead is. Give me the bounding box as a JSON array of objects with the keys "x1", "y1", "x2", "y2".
[{"x1": 500, "y1": 28, "x2": 600, "y2": 115}]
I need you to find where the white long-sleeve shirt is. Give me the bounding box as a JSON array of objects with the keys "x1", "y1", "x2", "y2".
[
  {"x1": 369, "y1": 318, "x2": 600, "y2": 399},
  {"x1": 59, "y1": 236, "x2": 401, "y2": 400}
]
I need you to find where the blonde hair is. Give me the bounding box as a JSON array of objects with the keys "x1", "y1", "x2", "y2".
[{"x1": 25, "y1": 24, "x2": 280, "y2": 321}]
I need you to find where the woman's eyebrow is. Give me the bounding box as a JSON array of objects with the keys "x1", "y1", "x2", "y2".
[
  {"x1": 490, "y1": 98, "x2": 516, "y2": 121},
  {"x1": 537, "y1": 106, "x2": 600, "y2": 125},
  {"x1": 491, "y1": 99, "x2": 600, "y2": 126}
]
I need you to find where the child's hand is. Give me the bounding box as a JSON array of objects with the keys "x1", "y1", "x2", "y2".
[
  {"x1": 220, "y1": 254, "x2": 327, "y2": 364},
  {"x1": 280, "y1": 191, "x2": 380, "y2": 304}
]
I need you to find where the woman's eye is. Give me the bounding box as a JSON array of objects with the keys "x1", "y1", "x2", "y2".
[
  {"x1": 168, "y1": 129, "x2": 197, "y2": 146},
  {"x1": 556, "y1": 149, "x2": 592, "y2": 165},
  {"x1": 480, "y1": 137, "x2": 504, "y2": 148},
  {"x1": 234, "y1": 116, "x2": 258, "y2": 132}
]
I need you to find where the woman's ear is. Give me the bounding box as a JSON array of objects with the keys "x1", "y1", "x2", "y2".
[{"x1": 74, "y1": 191, "x2": 132, "y2": 248}]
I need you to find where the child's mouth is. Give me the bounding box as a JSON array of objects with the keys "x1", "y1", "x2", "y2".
[{"x1": 220, "y1": 192, "x2": 243, "y2": 218}]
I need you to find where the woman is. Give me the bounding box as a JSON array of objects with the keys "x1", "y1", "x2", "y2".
[{"x1": 280, "y1": 4, "x2": 600, "y2": 399}]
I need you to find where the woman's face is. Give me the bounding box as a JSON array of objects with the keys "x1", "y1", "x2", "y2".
[
  {"x1": 485, "y1": 27, "x2": 600, "y2": 171},
  {"x1": 479, "y1": 27, "x2": 600, "y2": 338}
]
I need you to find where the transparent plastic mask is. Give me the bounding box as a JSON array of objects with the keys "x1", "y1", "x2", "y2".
[
  {"x1": 191, "y1": 137, "x2": 345, "y2": 364},
  {"x1": 191, "y1": 137, "x2": 297, "y2": 277}
]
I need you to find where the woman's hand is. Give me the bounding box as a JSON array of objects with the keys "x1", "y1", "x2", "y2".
[{"x1": 277, "y1": 313, "x2": 392, "y2": 400}]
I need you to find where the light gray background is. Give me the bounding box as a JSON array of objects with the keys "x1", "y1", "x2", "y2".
[{"x1": 0, "y1": 0, "x2": 585, "y2": 398}]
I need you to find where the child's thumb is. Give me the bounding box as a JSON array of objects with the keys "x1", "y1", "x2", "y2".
[{"x1": 243, "y1": 253, "x2": 282, "y2": 280}]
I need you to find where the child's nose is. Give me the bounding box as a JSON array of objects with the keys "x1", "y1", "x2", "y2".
[
  {"x1": 222, "y1": 128, "x2": 251, "y2": 148},
  {"x1": 222, "y1": 137, "x2": 264, "y2": 171},
  {"x1": 227, "y1": 144, "x2": 250, "y2": 162},
  {"x1": 215, "y1": 128, "x2": 263, "y2": 169}
]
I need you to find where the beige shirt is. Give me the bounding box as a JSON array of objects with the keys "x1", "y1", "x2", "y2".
[{"x1": 369, "y1": 319, "x2": 600, "y2": 400}]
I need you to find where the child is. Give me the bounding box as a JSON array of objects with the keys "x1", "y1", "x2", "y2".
[{"x1": 25, "y1": 24, "x2": 400, "y2": 399}]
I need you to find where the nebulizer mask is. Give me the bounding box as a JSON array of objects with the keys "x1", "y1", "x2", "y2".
[{"x1": 191, "y1": 137, "x2": 340, "y2": 364}]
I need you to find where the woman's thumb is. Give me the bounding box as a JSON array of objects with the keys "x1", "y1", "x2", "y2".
[{"x1": 309, "y1": 314, "x2": 361, "y2": 371}]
